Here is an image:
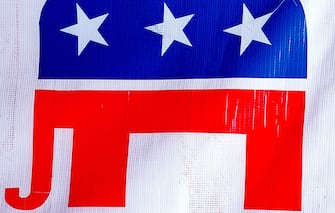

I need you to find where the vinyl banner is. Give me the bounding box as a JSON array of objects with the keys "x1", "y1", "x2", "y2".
[{"x1": 0, "y1": 0, "x2": 334, "y2": 212}]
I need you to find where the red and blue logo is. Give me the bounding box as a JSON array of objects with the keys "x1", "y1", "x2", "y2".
[{"x1": 5, "y1": 0, "x2": 307, "y2": 211}]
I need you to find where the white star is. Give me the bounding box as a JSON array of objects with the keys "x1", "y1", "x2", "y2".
[
  {"x1": 145, "y1": 3, "x2": 194, "y2": 56},
  {"x1": 60, "y1": 3, "x2": 109, "y2": 56},
  {"x1": 224, "y1": 4, "x2": 273, "y2": 55}
]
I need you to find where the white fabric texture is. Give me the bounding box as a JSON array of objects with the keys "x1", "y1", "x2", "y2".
[{"x1": 0, "y1": 0, "x2": 334, "y2": 212}]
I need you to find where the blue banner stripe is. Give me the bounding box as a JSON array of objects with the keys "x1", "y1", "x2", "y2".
[{"x1": 39, "y1": 0, "x2": 307, "y2": 79}]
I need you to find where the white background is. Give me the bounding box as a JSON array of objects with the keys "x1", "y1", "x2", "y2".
[{"x1": 0, "y1": 0, "x2": 335, "y2": 212}]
